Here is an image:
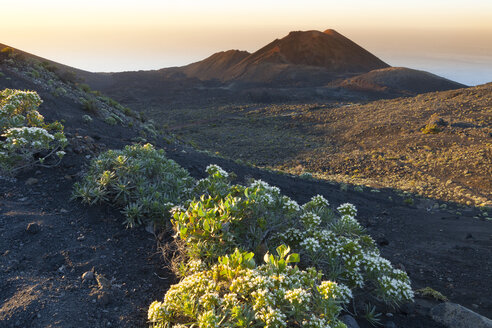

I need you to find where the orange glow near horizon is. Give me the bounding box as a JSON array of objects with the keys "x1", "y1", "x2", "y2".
[{"x1": 1, "y1": 0, "x2": 492, "y2": 84}]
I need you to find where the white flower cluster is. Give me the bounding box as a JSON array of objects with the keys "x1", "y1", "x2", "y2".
[
  {"x1": 284, "y1": 288, "x2": 311, "y2": 307},
  {"x1": 0, "y1": 89, "x2": 42, "y2": 114},
  {"x1": 4, "y1": 126, "x2": 54, "y2": 139},
  {"x1": 309, "y1": 194, "x2": 330, "y2": 207},
  {"x1": 250, "y1": 179, "x2": 281, "y2": 195},
  {"x1": 257, "y1": 193, "x2": 275, "y2": 206},
  {"x1": 282, "y1": 197, "x2": 300, "y2": 212},
  {"x1": 186, "y1": 259, "x2": 206, "y2": 275},
  {"x1": 170, "y1": 205, "x2": 185, "y2": 214},
  {"x1": 300, "y1": 212, "x2": 322, "y2": 228},
  {"x1": 301, "y1": 314, "x2": 332, "y2": 328},
  {"x1": 1, "y1": 89, "x2": 67, "y2": 174},
  {"x1": 300, "y1": 237, "x2": 321, "y2": 253},
  {"x1": 337, "y1": 203, "x2": 357, "y2": 216},
  {"x1": 378, "y1": 274, "x2": 414, "y2": 300},
  {"x1": 362, "y1": 251, "x2": 392, "y2": 274},
  {"x1": 205, "y1": 164, "x2": 229, "y2": 178},
  {"x1": 338, "y1": 214, "x2": 362, "y2": 232}
]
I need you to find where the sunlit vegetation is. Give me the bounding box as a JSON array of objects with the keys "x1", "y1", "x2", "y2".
[
  {"x1": 72, "y1": 146, "x2": 413, "y2": 327},
  {"x1": 0, "y1": 89, "x2": 67, "y2": 174}
]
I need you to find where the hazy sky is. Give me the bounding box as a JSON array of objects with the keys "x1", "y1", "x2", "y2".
[{"x1": 2, "y1": 0, "x2": 492, "y2": 85}]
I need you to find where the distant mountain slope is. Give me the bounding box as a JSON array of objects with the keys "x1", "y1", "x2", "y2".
[
  {"x1": 333, "y1": 67, "x2": 467, "y2": 95},
  {"x1": 181, "y1": 50, "x2": 250, "y2": 81},
  {"x1": 0, "y1": 42, "x2": 97, "y2": 83},
  {"x1": 179, "y1": 29, "x2": 389, "y2": 83},
  {"x1": 1, "y1": 28, "x2": 469, "y2": 99}
]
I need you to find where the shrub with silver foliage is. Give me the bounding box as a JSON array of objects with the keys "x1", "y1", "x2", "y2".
[{"x1": 72, "y1": 143, "x2": 194, "y2": 227}]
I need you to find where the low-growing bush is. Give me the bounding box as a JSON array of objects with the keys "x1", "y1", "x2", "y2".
[
  {"x1": 0, "y1": 89, "x2": 67, "y2": 174},
  {"x1": 72, "y1": 143, "x2": 194, "y2": 227},
  {"x1": 421, "y1": 123, "x2": 440, "y2": 134},
  {"x1": 78, "y1": 83, "x2": 92, "y2": 93},
  {"x1": 169, "y1": 166, "x2": 413, "y2": 308},
  {"x1": 0, "y1": 47, "x2": 16, "y2": 60},
  {"x1": 82, "y1": 114, "x2": 93, "y2": 124},
  {"x1": 104, "y1": 116, "x2": 117, "y2": 125},
  {"x1": 52, "y1": 87, "x2": 67, "y2": 97},
  {"x1": 81, "y1": 98, "x2": 99, "y2": 113},
  {"x1": 149, "y1": 246, "x2": 350, "y2": 328}
]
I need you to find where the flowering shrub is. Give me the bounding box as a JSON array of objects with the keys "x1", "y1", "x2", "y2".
[
  {"x1": 172, "y1": 177, "x2": 304, "y2": 273},
  {"x1": 0, "y1": 89, "x2": 67, "y2": 174},
  {"x1": 278, "y1": 196, "x2": 414, "y2": 304},
  {"x1": 72, "y1": 143, "x2": 194, "y2": 227},
  {"x1": 148, "y1": 246, "x2": 349, "y2": 328},
  {"x1": 170, "y1": 165, "x2": 413, "y2": 307}
]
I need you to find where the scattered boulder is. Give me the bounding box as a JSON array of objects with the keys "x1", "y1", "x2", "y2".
[
  {"x1": 430, "y1": 302, "x2": 492, "y2": 328},
  {"x1": 97, "y1": 292, "x2": 111, "y2": 306},
  {"x1": 340, "y1": 315, "x2": 360, "y2": 328},
  {"x1": 82, "y1": 270, "x2": 94, "y2": 281},
  {"x1": 25, "y1": 177, "x2": 39, "y2": 185},
  {"x1": 26, "y1": 222, "x2": 40, "y2": 234},
  {"x1": 429, "y1": 116, "x2": 448, "y2": 127}
]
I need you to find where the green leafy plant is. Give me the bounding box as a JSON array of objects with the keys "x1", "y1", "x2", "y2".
[
  {"x1": 421, "y1": 123, "x2": 440, "y2": 134},
  {"x1": 362, "y1": 303, "x2": 382, "y2": 326},
  {"x1": 52, "y1": 87, "x2": 67, "y2": 97},
  {"x1": 170, "y1": 166, "x2": 414, "y2": 308},
  {"x1": 72, "y1": 143, "x2": 194, "y2": 227},
  {"x1": 149, "y1": 247, "x2": 349, "y2": 328},
  {"x1": 0, "y1": 89, "x2": 67, "y2": 174},
  {"x1": 77, "y1": 83, "x2": 92, "y2": 93},
  {"x1": 104, "y1": 116, "x2": 117, "y2": 125},
  {"x1": 81, "y1": 98, "x2": 98, "y2": 113},
  {"x1": 82, "y1": 114, "x2": 93, "y2": 124},
  {"x1": 415, "y1": 287, "x2": 448, "y2": 302}
]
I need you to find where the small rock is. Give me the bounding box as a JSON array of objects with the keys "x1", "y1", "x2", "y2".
[
  {"x1": 25, "y1": 177, "x2": 39, "y2": 185},
  {"x1": 377, "y1": 237, "x2": 389, "y2": 246},
  {"x1": 84, "y1": 136, "x2": 95, "y2": 143},
  {"x1": 60, "y1": 208, "x2": 68, "y2": 213},
  {"x1": 384, "y1": 322, "x2": 397, "y2": 328},
  {"x1": 340, "y1": 315, "x2": 360, "y2": 328},
  {"x1": 97, "y1": 292, "x2": 110, "y2": 306},
  {"x1": 386, "y1": 312, "x2": 393, "y2": 317},
  {"x1": 81, "y1": 271, "x2": 94, "y2": 281},
  {"x1": 26, "y1": 222, "x2": 40, "y2": 234}
]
